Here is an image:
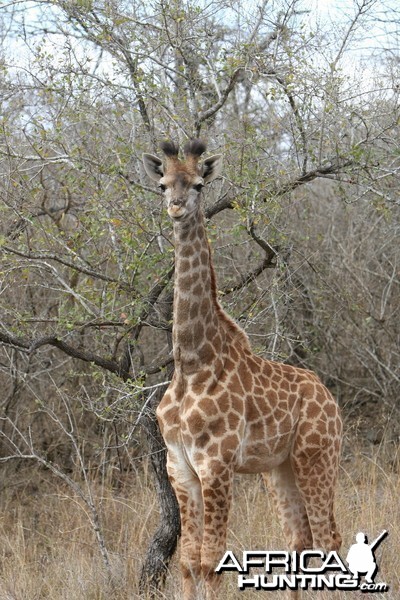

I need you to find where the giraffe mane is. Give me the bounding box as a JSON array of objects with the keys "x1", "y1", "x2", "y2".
[{"x1": 207, "y1": 238, "x2": 252, "y2": 352}]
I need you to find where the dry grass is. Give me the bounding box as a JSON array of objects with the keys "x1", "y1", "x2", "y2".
[{"x1": 0, "y1": 435, "x2": 399, "y2": 600}]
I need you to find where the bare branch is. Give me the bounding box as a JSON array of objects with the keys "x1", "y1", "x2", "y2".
[
  {"x1": 268, "y1": 159, "x2": 355, "y2": 199},
  {"x1": 194, "y1": 69, "x2": 242, "y2": 135},
  {"x1": 3, "y1": 245, "x2": 135, "y2": 291}
]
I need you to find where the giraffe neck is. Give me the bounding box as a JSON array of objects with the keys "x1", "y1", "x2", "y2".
[{"x1": 172, "y1": 209, "x2": 223, "y2": 374}]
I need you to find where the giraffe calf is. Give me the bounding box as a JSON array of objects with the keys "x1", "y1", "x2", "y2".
[{"x1": 143, "y1": 140, "x2": 342, "y2": 600}]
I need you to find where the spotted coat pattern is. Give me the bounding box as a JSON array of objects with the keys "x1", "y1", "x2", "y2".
[{"x1": 143, "y1": 141, "x2": 342, "y2": 600}]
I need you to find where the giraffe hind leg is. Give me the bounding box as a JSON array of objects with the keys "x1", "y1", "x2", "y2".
[
  {"x1": 264, "y1": 457, "x2": 313, "y2": 553},
  {"x1": 291, "y1": 440, "x2": 341, "y2": 553},
  {"x1": 263, "y1": 459, "x2": 312, "y2": 600},
  {"x1": 290, "y1": 384, "x2": 342, "y2": 555}
]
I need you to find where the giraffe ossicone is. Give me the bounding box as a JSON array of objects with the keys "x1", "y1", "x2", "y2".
[{"x1": 143, "y1": 140, "x2": 342, "y2": 600}]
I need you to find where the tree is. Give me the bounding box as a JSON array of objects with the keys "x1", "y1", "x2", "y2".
[{"x1": 1, "y1": 0, "x2": 399, "y2": 594}]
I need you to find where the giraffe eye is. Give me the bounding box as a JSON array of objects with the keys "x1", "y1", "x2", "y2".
[
  {"x1": 159, "y1": 183, "x2": 166, "y2": 192},
  {"x1": 194, "y1": 183, "x2": 204, "y2": 192}
]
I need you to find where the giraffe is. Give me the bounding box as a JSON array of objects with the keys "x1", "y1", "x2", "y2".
[{"x1": 142, "y1": 139, "x2": 342, "y2": 600}]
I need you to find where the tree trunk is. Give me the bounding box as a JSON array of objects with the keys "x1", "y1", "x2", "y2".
[{"x1": 138, "y1": 370, "x2": 181, "y2": 597}]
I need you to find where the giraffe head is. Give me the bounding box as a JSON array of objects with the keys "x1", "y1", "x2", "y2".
[{"x1": 142, "y1": 140, "x2": 222, "y2": 221}]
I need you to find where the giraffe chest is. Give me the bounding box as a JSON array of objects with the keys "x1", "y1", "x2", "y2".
[
  {"x1": 156, "y1": 374, "x2": 297, "y2": 476},
  {"x1": 156, "y1": 374, "x2": 244, "y2": 467},
  {"x1": 156, "y1": 381, "x2": 182, "y2": 443}
]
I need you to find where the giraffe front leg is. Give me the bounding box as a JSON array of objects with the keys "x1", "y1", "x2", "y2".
[
  {"x1": 199, "y1": 464, "x2": 233, "y2": 600},
  {"x1": 166, "y1": 450, "x2": 204, "y2": 600}
]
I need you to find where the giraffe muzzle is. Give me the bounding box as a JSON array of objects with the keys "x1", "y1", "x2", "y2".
[{"x1": 168, "y1": 201, "x2": 186, "y2": 219}]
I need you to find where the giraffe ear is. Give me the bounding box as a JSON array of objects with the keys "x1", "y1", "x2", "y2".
[
  {"x1": 142, "y1": 153, "x2": 164, "y2": 181},
  {"x1": 202, "y1": 154, "x2": 223, "y2": 183}
]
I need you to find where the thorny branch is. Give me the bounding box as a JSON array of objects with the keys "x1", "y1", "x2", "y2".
[{"x1": 0, "y1": 413, "x2": 114, "y2": 580}]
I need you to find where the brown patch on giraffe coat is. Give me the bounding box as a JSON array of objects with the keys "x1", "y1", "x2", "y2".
[
  {"x1": 227, "y1": 412, "x2": 240, "y2": 429},
  {"x1": 246, "y1": 355, "x2": 260, "y2": 371},
  {"x1": 268, "y1": 389, "x2": 279, "y2": 404},
  {"x1": 248, "y1": 421, "x2": 265, "y2": 440},
  {"x1": 198, "y1": 342, "x2": 216, "y2": 363},
  {"x1": 200, "y1": 297, "x2": 211, "y2": 317},
  {"x1": 305, "y1": 401, "x2": 321, "y2": 420},
  {"x1": 193, "y1": 450, "x2": 206, "y2": 463},
  {"x1": 328, "y1": 416, "x2": 340, "y2": 436},
  {"x1": 282, "y1": 365, "x2": 300, "y2": 383},
  {"x1": 192, "y1": 283, "x2": 204, "y2": 297},
  {"x1": 279, "y1": 413, "x2": 294, "y2": 434},
  {"x1": 205, "y1": 324, "x2": 217, "y2": 339},
  {"x1": 304, "y1": 431, "x2": 322, "y2": 447},
  {"x1": 324, "y1": 401, "x2": 338, "y2": 418},
  {"x1": 187, "y1": 411, "x2": 206, "y2": 435},
  {"x1": 197, "y1": 432, "x2": 211, "y2": 447},
  {"x1": 298, "y1": 420, "x2": 313, "y2": 436},
  {"x1": 229, "y1": 345, "x2": 239, "y2": 362},
  {"x1": 220, "y1": 433, "x2": 240, "y2": 459},
  {"x1": 178, "y1": 274, "x2": 194, "y2": 292},
  {"x1": 280, "y1": 379, "x2": 290, "y2": 392},
  {"x1": 237, "y1": 361, "x2": 253, "y2": 392},
  {"x1": 191, "y1": 369, "x2": 213, "y2": 386},
  {"x1": 189, "y1": 302, "x2": 200, "y2": 320},
  {"x1": 203, "y1": 488, "x2": 218, "y2": 500},
  {"x1": 193, "y1": 239, "x2": 202, "y2": 252},
  {"x1": 208, "y1": 418, "x2": 226, "y2": 437},
  {"x1": 161, "y1": 405, "x2": 179, "y2": 427},
  {"x1": 178, "y1": 258, "x2": 191, "y2": 273},
  {"x1": 215, "y1": 391, "x2": 230, "y2": 413},
  {"x1": 213, "y1": 357, "x2": 224, "y2": 377},
  {"x1": 197, "y1": 397, "x2": 219, "y2": 416},
  {"x1": 273, "y1": 407, "x2": 286, "y2": 421},
  {"x1": 193, "y1": 321, "x2": 205, "y2": 341},
  {"x1": 191, "y1": 382, "x2": 205, "y2": 395},
  {"x1": 189, "y1": 228, "x2": 198, "y2": 242},
  {"x1": 207, "y1": 442, "x2": 219, "y2": 455},
  {"x1": 245, "y1": 397, "x2": 263, "y2": 421},
  {"x1": 301, "y1": 381, "x2": 316, "y2": 397},
  {"x1": 254, "y1": 385, "x2": 264, "y2": 396},
  {"x1": 180, "y1": 244, "x2": 195, "y2": 258},
  {"x1": 176, "y1": 296, "x2": 191, "y2": 315},
  {"x1": 230, "y1": 373, "x2": 245, "y2": 395},
  {"x1": 206, "y1": 377, "x2": 219, "y2": 395}
]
